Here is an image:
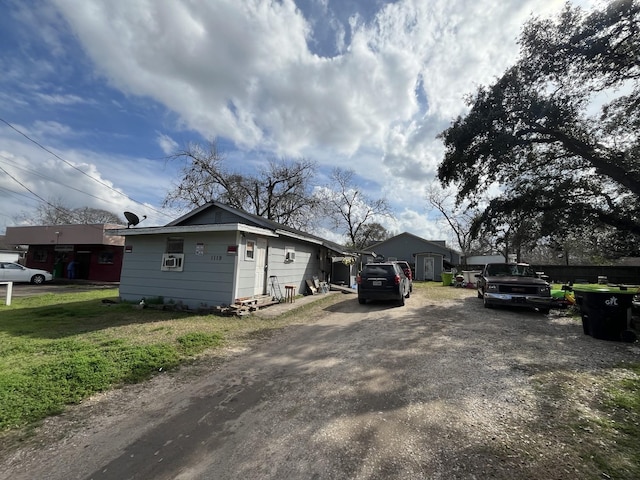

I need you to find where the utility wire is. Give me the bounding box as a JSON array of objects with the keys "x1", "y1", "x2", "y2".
[
  {"x1": 0, "y1": 164, "x2": 51, "y2": 207},
  {"x1": 0, "y1": 154, "x2": 122, "y2": 205},
  {"x1": 0, "y1": 117, "x2": 172, "y2": 219},
  {"x1": 0, "y1": 163, "x2": 87, "y2": 224}
]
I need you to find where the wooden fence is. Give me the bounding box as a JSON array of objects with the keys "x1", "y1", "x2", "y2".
[{"x1": 460, "y1": 264, "x2": 640, "y2": 285}]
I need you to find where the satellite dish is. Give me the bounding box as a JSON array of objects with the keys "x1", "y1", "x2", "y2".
[{"x1": 124, "y1": 211, "x2": 146, "y2": 228}]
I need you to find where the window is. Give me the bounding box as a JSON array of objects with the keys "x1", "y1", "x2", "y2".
[
  {"x1": 166, "y1": 237, "x2": 184, "y2": 253},
  {"x1": 162, "y1": 238, "x2": 185, "y2": 271},
  {"x1": 98, "y1": 251, "x2": 114, "y2": 264},
  {"x1": 161, "y1": 253, "x2": 184, "y2": 271},
  {"x1": 3, "y1": 262, "x2": 23, "y2": 270},
  {"x1": 246, "y1": 240, "x2": 255, "y2": 260},
  {"x1": 285, "y1": 246, "x2": 296, "y2": 262},
  {"x1": 33, "y1": 250, "x2": 47, "y2": 263}
]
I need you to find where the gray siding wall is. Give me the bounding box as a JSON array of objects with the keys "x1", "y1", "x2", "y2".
[
  {"x1": 416, "y1": 256, "x2": 425, "y2": 281},
  {"x1": 264, "y1": 237, "x2": 322, "y2": 297},
  {"x1": 415, "y1": 254, "x2": 444, "y2": 281},
  {"x1": 119, "y1": 231, "x2": 239, "y2": 308},
  {"x1": 185, "y1": 208, "x2": 245, "y2": 225},
  {"x1": 372, "y1": 234, "x2": 460, "y2": 267}
]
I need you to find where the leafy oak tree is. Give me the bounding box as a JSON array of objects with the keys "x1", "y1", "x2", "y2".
[
  {"x1": 352, "y1": 222, "x2": 391, "y2": 250},
  {"x1": 164, "y1": 140, "x2": 320, "y2": 230},
  {"x1": 438, "y1": 0, "x2": 640, "y2": 258}
]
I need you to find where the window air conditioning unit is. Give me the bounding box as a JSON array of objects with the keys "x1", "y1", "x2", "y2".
[
  {"x1": 286, "y1": 251, "x2": 296, "y2": 261},
  {"x1": 161, "y1": 254, "x2": 184, "y2": 271}
]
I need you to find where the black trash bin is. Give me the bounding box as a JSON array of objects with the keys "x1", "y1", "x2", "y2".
[{"x1": 573, "y1": 285, "x2": 637, "y2": 342}]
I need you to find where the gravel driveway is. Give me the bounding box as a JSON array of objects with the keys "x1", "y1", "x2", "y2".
[{"x1": 1, "y1": 286, "x2": 638, "y2": 479}]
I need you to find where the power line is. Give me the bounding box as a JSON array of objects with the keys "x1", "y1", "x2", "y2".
[
  {"x1": 0, "y1": 154, "x2": 123, "y2": 205},
  {"x1": 0, "y1": 117, "x2": 172, "y2": 219},
  {"x1": 0, "y1": 168, "x2": 126, "y2": 230},
  {"x1": 0, "y1": 163, "x2": 88, "y2": 224},
  {"x1": 0, "y1": 164, "x2": 51, "y2": 206}
]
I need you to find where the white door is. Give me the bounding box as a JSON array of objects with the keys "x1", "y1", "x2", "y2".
[
  {"x1": 424, "y1": 257, "x2": 434, "y2": 281},
  {"x1": 254, "y1": 238, "x2": 267, "y2": 295}
]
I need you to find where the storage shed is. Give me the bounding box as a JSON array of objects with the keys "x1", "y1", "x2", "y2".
[{"x1": 365, "y1": 232, "x2": 461, "y2": 281}]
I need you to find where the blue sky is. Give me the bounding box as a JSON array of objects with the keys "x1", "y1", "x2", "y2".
[{"x1": 0, "y1": 0, "x2": 597, "y2": 243}]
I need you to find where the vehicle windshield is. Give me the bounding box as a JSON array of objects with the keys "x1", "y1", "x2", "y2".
[{"x1": 486, "y1": 264, "x2": 536, "y2": 277}]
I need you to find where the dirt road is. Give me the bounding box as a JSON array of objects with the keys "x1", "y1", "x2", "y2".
[{"x1": 1, "y1": 287, "x2": 638, "y2": 479}]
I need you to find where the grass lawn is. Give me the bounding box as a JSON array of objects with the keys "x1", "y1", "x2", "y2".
[
  {"x1": 0, "y1": 283, "x2": 637, "y2": 478},
  {"x1": 0, "y1": 288, "x2": 339, "y2": 432}
]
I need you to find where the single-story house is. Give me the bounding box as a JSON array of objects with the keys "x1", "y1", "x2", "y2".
[
  {"x1": 0, "y1": 235, "x2": 26, "y2": 263},
  {"x1": 4, "y1": 224, "x2": 125, "y2": 281},
  {"x1": 365, "y1": 232, "x2": 461, "y2": 281},
  {"x1": 108, "y1": 202, "x2": 356, "y2": 309},
  {"x1": 0, "y1": 250, "x2": 23, "y2": 263}
]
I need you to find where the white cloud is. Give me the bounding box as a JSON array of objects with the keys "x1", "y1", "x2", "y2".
[
  {"x1": 156, "y1": 133, "x2": 179, "y2": 156},
  {"x1": 0, "y1": 125, "x2": 177, "y2": 231},
  {"x1": 31, "y1": 120, "x2": 75, "y2": 137},
  {"x1": 2, "y1": 0, "x2": 601, "y2": 241},
  {"x1": 35, "y1": 93, "x2": 89, "y2": 105}
]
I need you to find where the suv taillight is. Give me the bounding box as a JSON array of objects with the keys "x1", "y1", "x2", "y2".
[
  {"x1": 394, "y1": 275, "x2": 401, "y2": 285},
  {"x1": 356, "y1": 274, "x2": 362, "y2": 285}
]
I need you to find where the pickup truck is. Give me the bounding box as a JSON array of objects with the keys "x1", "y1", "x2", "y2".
[{"x1": 476, "y1": 263, "x2": 552, "y2": 314}]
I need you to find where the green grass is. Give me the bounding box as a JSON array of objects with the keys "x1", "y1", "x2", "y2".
[
  {"x1": 1, "y1": 282, "x2": 638, "y2": 479},
  {"x1": 0, "y1": 289, "x2": 310, "y2": 431},
  {"x1": 590, "y1": 363, "x2": 640, "y2": 478}
]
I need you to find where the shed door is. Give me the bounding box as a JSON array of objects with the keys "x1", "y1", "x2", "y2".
[
  {"x1": 254, "y1": 238, "x2": 267, "y2": 295},
  {"x1": 424, "y1": 257, "x2": 435, "y2": 281}
]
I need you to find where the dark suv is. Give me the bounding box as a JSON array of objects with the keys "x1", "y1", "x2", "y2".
[
  {"x1": 357, "y1": 262, "x2": 410, "y2": 306},
  {"x1": 394, "y1": 261, "x2": 413, "y2": 292},
  {"x1": 476, "y1": 263, "x2": 552, "y2": 314}
]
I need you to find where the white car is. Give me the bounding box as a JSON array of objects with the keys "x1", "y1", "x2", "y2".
[{"x1": 0, "y1": 262, "x2": 53, "y2": 284}]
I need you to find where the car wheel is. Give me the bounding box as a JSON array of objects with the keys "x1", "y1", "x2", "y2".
[
  {"x1": 31, "y1": 274, "x2": 45, "y2": 285},
  {"x1": 398, "y1": 293, "x2": 405, "y2": 306},
  {"x1": 405, "y1": 289, "x2": 410, "y2": 299},
  {"x1": 477, "y1": 289, "x2": 483, "y2": 299},
  {"x1": 358, "y1": 297, "x2": 366, "y2": 305},
  {"x1": 483, "y1": 295, "x2": 493, "y2": 308},
  {"x1": 539, "y1": 308, "x2": 550, "y2": 315}
]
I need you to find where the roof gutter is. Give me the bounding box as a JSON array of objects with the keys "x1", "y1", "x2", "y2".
[{"x1": 106, "y1": 223, "x2": 278, "y2": 237}]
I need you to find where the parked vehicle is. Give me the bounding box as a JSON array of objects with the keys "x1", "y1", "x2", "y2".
[
  {"x1": 357, "y1": 262, "x2": 410, "y2": 306},
  {"x1": 0, "y1": 262, "x2": 53, "y2": 284},
  {"x1": 476, "y1": 263, "x2": 552, "y2": 314},
  {"x1": 394, "y1": 261, "x2": 413, "y2": 292}
]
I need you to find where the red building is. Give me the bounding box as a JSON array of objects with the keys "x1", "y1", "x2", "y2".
[{"x1": 4, "y1": 224, "x2": 125, "y2": 282}]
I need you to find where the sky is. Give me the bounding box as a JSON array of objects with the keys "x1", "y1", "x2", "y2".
[{"x1": 0, "y1": 0, "x2": 599, "y2": 245}]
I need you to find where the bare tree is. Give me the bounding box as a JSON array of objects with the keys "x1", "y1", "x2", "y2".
[
  {"x1": 164, "y1": 140, "x2": 320, "y2": 230},
  {"x1": 320, "y1": 168, "x2": 391, "y2": 249},
  {"x1": 426, "y1": 181, "x2": 483, "y2": 262},
  {"x1": 17, "y1": 198, "x2": 123, "y2": 225}
]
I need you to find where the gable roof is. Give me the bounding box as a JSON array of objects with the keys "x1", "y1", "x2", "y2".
[
  {"x1": 368, "y1": 232, "x2": 457, "y2": 253},
  {"x1": 111, "y1": 202, "x2": 352, "y2": 255}
]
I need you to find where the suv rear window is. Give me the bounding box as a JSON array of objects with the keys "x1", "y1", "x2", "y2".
[{"x1": 362, "y1": 265, "x2": 396, "y2": 276}]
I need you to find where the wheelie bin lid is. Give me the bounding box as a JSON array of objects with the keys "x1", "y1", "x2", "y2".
[{"x1": 572, "y1": 284, "x2": 639, "y2": 294}]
